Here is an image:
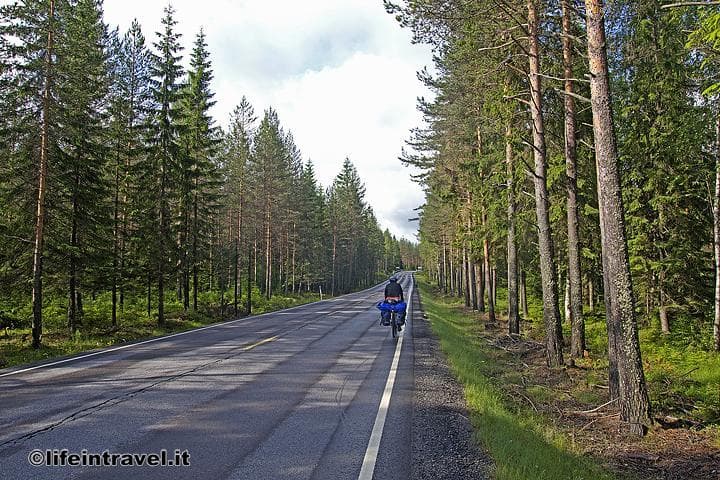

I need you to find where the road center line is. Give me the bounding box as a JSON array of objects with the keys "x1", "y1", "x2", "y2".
[
  {"x1": 0, "y1": 281, "x2": 388, "y2": 380},
  {"x1": 243, "y1": 335, "x2": 278, "y2": 351},
  {"x1": 357, "y1": 278, "x2": 413, "y2": 480},
  {"x1": 0, "y1": 292, "x2": 349, "y2": 379}
]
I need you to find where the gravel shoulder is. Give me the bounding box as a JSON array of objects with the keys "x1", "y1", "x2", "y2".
[{"x1": 411, "y1": 289, "x2": 494, "y2": 480}]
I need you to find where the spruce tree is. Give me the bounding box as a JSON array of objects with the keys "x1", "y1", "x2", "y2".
[
  {"x1": 144, "y1": 4, "x2": 184, "y2": 325},
  {"x1": 178, "y1": 29, "x2": 221, "y2": 311},
  {"x1": 107, "y1": 19, "x2": 152, "y2": 325},
  {"x1": 54, "y1": 0, "x2": 111, "y2": 333}
]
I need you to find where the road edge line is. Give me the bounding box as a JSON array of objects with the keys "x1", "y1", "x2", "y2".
[{"x1": 357, "y1": 275, "x2": 413, "y2": 480}]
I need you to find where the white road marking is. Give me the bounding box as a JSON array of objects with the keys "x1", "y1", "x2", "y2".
[{"x1": 357, "y1": 278, "x2": 413, "y2": 480}]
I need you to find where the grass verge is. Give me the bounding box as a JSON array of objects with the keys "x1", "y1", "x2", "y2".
[{"x1": 417, "y1": 276, "x2": 616, "y2": 480}]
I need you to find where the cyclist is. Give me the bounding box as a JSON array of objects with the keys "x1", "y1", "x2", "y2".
[{"x1": 381, "y1": 276, "x2": 406, "y2": 331}]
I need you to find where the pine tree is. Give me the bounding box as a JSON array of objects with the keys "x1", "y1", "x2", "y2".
[
  {"x1": 223, "y1": 97, "x2": 256, "y2": 314},
  {"x1": 247, "y1": 108, "x2": 287, "y2": 300},
  {"x1": 586, "y1": 0, "x2": 652, "y2": 435},
  {"x1": 0, "y1": 0, "x2": 71, "y2": 347}
]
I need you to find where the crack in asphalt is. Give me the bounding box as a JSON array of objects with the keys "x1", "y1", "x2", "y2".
[{"x1": 0, "y1": 288, "x2": 388, "y2": 453}]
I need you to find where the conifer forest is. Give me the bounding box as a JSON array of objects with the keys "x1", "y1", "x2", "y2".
[
  {"x1": 386, "y1": 0, "x2": 720, "y2": 436},
  {"x1": 2, "y1": 0, "x2": 720, "y2": 452},
  {"x1": 0, "y1": 2, "x2": 419, "y2": 351}
]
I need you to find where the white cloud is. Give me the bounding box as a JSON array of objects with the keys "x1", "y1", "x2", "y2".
[
  {"x1": 265, "y1": 52, "x2": 426, "y2": 239},
  {"x1": 102, "y1": 1, "x2": 433, "y2": 239}
]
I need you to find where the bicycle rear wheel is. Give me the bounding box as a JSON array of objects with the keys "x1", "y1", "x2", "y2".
[{"x1": 391, "y1": 312, "x2": 397, "y2": 338}]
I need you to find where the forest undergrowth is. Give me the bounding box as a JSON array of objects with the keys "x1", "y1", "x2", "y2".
[{"x1": 418, "y1": 276, "x2": 720, "y2": 480}]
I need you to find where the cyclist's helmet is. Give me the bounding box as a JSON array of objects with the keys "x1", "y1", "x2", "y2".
[{"x1": 389, "y1": 276, "x2": 398, "y2": 282}]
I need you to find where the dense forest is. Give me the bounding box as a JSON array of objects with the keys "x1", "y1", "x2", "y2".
[
  {"x1": 386, "y1": 0, "x2": 720, "y2": 435},
  {"x1": 0, "y1": 1, "x2": 420, "y2": 351}
]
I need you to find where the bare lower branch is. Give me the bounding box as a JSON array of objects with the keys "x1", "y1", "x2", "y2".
[
  {"x1": 1, "y1": 234, "x2": 33, "y2": 244},
  {"x1": 479, "y1": 39, "x2": 527, "y2": 52},
  {"x1": 661, "y1": 1, "x2": 720, "y2": 7},
  {"x1": 504, "y1": 94, "x2": 531, "y2": 106},
  {"x1": 555, "y1": 88, "x2": 592, "y2": 103},
  {"x1": 579, "y1": 139, "x2": 596, "y2": 151},
  {"x1": 539, "y1": 73, "x2": 590, "y2": 83}
]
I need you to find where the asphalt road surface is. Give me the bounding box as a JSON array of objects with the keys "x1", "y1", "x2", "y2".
[{"x1": 0, "y1": 273, "x2": 416, "y2": 480}]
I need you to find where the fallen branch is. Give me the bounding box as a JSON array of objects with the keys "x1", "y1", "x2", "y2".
[
  {"x1": 518, "y1": 391, "x2": 538, "y2": 412},
  {"x1": 572, "y1": 398, "x2": 617, "y2": 415}
]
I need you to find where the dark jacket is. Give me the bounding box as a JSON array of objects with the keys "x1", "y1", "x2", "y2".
[{"x1": 384, "y1": 282, "x2": 404, "y2": 300}]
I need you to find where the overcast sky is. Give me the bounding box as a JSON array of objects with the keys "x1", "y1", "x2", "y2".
[{"x1": 99, "y1": 0, "x2": 432, "y2": 240}]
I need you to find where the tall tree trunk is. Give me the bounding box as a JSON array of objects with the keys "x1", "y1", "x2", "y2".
[
  {"x1": 457, "y1": 259, "x2": 463, "y2": 298},
  {"x1": 588, "y1": 274, "x2": 595, "y2": 312},
  {"x1": 209, "y1": 227, "x2": 214, "y2": 291},
  {"x1": 507, "y1": 124, "x2": 520, "y2": 334},
  {"x1": 470, "y1": 254, "x2": 478, "y2": 310},
  {"x1": 436, "y1": 257, "x2": 441, "y2": 288},
  {"x1": 442, "y1": 240, "x2": 448, "y2": 293},
  {"x1": 247, "y1": 244, "x2": 252, "y2": 315},
  {"x1": 483, "y1": 217, "x2": 495, "y2": 323},
  {"x1": 561, "y1": 0, "x2": 586, "y2": 358},
  {"x1": 659, "y1": 271, "x2": 669, "y2": 334},
  {"x1": 477, "y1": 262, "x2": 485, "y2": 312},
  {"x1": 31, "y1": 0, "x2": 56, "y2": 349},
  {"x1": 112, "y1": 151, "x2": 120, "y2": 327},
  {"x1": 449, "y1": 244, "x2": 455, "y2": 295},
  {"x1": 465, "y1": 198, "x2": 477, "y2": 310},
  {"x1": 520, "y1": 270, "x2": 529, "y2": 318},
  {"x1": 291, "y1": 222, "x2": 296, "y2": 294},
  {"x1": 68, "y1": 168, "x2": 80, "y2": 334},
  {"x1": 463, "y1": 247, "x2": 471, "y2": 307},
  {"x1": 586, "y1": 0, "x2": 652, "y2": 434},
  {"x1": 192, "y1": 206, "x2": 198, "y2": 313},
  {"x1": 180, "y1": 170, "x2": 189, "y2": 312},
  {"x1": 234, "y1": 213, "x2": 239, "y2": 317},
  {"x1": 528, "y1": 0, "x2": 563, "y2": 367},
  {"x1": 331, "y1": 228, "x2": 337, "y2": 297},
  {"x1": 564, "y1": 273, "x2": 570, "y2": 323},
  {"x1": 715, "y1": 112, "x2": 720, "y2": 351},
  {"x1": 158, "y1": 178, "x2": 167, "y2": 327},
  {"x1": 265, "y1": 202, "x2": 271, "y2": 300},
  {"x1": 181, "y1": 200, "x2": 190, "y2": 311},
  {"x1": 492, "y1": 268, "x2": 497, "y2": 306}
]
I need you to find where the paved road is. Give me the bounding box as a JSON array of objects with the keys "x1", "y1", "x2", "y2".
[{"x1": 0, "y1": 273, "x2": 416, "y2": 480}]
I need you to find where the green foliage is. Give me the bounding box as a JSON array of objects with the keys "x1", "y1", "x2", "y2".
[
  {"x1": 326, "y1": 159, "x2": 386, "y2": 294},
  {"x1": 615, "y1": 0, "x2": 714, "y2": 329},
  {"x1": 0, "y1": 4, "x2": 396, "y2": 349},
  {"x1": 417, "y1": 276, "x2": 614, "y2": 480}
]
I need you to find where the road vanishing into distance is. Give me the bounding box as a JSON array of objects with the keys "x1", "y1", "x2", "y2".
[{"x1": 0, "y1": 274, "x2": 416, "y2": 480}]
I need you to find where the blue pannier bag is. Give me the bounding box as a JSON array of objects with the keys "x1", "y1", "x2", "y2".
[{"x1": 376, "y1": 300, "x2": 406, "y2": 313}]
